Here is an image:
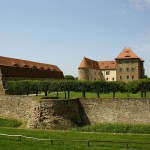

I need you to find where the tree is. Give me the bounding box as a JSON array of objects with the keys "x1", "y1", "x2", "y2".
[
  {"x1": 64, "y1": 75, "x2": 75, "y2": 80},
  {"x1": 108, "y1": 81, "x2": 125, "y2": 98},
  {"x1": 92, "y1": 81, "x2": 107, "y2": 98}
]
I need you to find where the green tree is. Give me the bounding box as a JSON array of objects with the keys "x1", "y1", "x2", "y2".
[{"x1": 64, "y1": 75, "x2": 75, "y2": 80}]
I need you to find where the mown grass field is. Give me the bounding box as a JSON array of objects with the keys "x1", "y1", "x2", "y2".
[
  {"x1": 0, "y1": 127, "x2": 150, "y2": 150},
  {"x1": 40, "y1": 91, "x2": 150, "y2": 99}
]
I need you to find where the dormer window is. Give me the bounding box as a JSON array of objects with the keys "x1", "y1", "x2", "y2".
[
  {"x1": 12, "y1": 63, "x2": 19, "y2": 67},
  {"x1": 47, "y1": 68, "x2": 51, "y2": 70},
  {"x1": 23, "y1": 65, "x2": 29, "y2": 68},
  {"x1": 32, "y1": 66, "x2": 37, "y2": 69},
  {"x1": 125, "y1": 55, "x2": 130, "y2": 57}
]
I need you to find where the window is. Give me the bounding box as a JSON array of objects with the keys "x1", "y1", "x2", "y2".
[
  {"x1": 118, "y1": 60, "x2": 122, "y2": 64},
  {"x1": 126, "y1": 68, "x2": 129, "y2": 72},
  {"x1": 127, "y1": 76, "x2": 129, "y2": 79},
  {"x1": 120, "y1": 76, "x2": 122, "y2": 80},
  {"x1": 131, "y1": 60, "x2": 134, "y2": 63},
  {"x1": 132, "y1": 76, "x2": 134, "y2": 80},
  {"x1": 131, "y1": 68, "x2": 135, "y2": 72},
  {"x1": 106, "y1": 71, "x2": 110, "y2": 75},
  {"x1": 119, "y1": 68, "x2": 122, "y2": 72}
]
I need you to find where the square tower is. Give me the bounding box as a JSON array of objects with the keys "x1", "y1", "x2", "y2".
[{"x1": 115, "y1": 47, "x2": 144, "y2": 82}]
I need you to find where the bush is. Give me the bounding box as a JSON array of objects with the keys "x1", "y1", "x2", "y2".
[
  {"x1": 0, "y1": 118, "x2": 22, "y2": 128},
  {"x1": 72, "y1": 123, "x2": 150, "y2": 134}
]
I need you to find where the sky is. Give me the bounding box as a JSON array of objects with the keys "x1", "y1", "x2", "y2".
[{"x1": 0, "y1": 0, "x2": 150, "y2": 77}]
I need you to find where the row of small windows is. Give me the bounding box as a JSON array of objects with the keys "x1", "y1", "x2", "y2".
[
  {"x1": 106, "y1": 77, "x2": 115, "y2": 81},
  {"x1": 120, "y1": 76, "x2": 134, "y2": 80},
  {"x1": 119, "y1": 68, "x2": 135, "y2": 72},
  {"x1": 118, "y1": 60, "x2": 135, "y2": 64}
]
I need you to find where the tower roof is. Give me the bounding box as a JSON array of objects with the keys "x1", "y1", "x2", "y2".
[
  {"x1": 78, "y1": 57, "x2": 99, "y2": 69},
  {"x1": 115, "y1": 47, "x2": 140, "y2": 60}
]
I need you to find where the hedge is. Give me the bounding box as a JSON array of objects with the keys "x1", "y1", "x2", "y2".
[{"x1": 5, "y1": 79, "x2": 150, "y2": 98}]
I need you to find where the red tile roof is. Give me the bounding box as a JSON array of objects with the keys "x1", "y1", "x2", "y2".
[
  {"x1": 0, "y1": 56, "x2": 62, "y2": 72},
  {"x1": 115, "y1": 47, "x2": 143, "y2": 60},
  {"x1": 0, "y1": 56, "x2": 64, "y2": 79},
  {"x1": 79, "y1": 47, "x2": 144, "y2": 71},
  {"x1": 98, "y1": 61, "x2": 116, "y2": 70},
  {"x1": 78, "y1": 57, "x2": 99, "y2": 69},
  {"x1": 78, "y1": 57, "x2": 116, "y2": 70}
]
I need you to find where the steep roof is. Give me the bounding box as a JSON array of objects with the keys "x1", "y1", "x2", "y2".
[
  {"x1": 115, "y1": 47, "x2": 140, "y2": 60},
  {"x1": 0, "y1": 56, "x2": 62, "y2": 72},
  {"x1": 98, "y1": 61, "x2": 116, "y2": 70},
  {"x1": 78, "y1": 57, "x2": 99, "y2": 69}
]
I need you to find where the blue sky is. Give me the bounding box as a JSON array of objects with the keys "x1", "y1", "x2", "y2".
[{"x1": 0, "y1": 0, "x2": 150, "y2": 77}]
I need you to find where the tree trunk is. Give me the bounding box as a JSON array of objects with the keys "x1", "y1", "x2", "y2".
[
  {"x1": 97, "y1": 92, "x2": 99, "y2": 98},
  {"x1": 45, "y1": 91, "x2": 47, "y2": 96},
  {"x1": 82, "y1": 91, "x2": 86, "y2": 98},
  {"x1": 64, "y1": 91, "x2": 66, "y2": 99},
  {"x1": 144, "y1": 92, "x2": 147, "y2": 98},
  {"x1": 36, "y1": 91, "x2": 38, "y2": 96},
  {"x1": 56, "y1": 92, "x2": 58, "y2": 99},
  {"x1": 141, "y1": 92, "x2": 143, "y2": 98},
  {"x1": 113, "y1": 92, "x2": 115, "y2": 98},
  {"x1": 68, "y1": 91, "x2": 70, "y2": 98}
]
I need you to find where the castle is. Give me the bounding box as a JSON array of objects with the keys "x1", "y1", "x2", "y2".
[{"x1": 78, "y1": 47, "x2": 145, "y2": 82}]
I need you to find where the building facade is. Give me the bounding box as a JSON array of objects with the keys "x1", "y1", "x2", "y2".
[
  {"x1": 78, "y1": 47, "x2": 144, "y2": 82},
  {"x1": 0, "y1": 56, "x2": 64, "y2": 93}
]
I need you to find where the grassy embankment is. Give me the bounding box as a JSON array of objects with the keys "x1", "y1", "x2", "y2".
[
  {"x1": 1, "y1": 127, "x2": 150, "y2": 150},
  {"x1": 0, "y1": 118, "x2": 150, "y2": 149}
]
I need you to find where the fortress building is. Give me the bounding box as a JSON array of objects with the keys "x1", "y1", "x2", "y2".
[
  {"x1": 0, "y1": 56, "x2": 64, "y2": 93},
  {"x1": 78, "y1": 47, "x2": 144, "y2": 82}
]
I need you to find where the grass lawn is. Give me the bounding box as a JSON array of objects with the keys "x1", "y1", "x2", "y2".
[
  {"x1": 0, "y1": 127, "x2": 150, "y2": 150},
  {"x1": 39, "y1": 91, "x2": 150, "y2": 99}
]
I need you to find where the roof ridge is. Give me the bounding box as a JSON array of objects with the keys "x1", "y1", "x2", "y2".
[{"x1": 0, "y1": 56, "x2": 62, "y2": 72}]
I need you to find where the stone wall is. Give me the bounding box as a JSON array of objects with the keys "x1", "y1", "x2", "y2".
[
  {"x1": 116, "y1": 59, "x2": 140, "y2": 82},
  {"x1": 0, "y1": 95, "x2": 38, "y2": 121},
  {"x1": 0, "y1": 69, "x2": 5, "y2": 94},
  {"x1": 1, "y1": 95, "x2": 150, "y2": 130},
  {"x1": 28, "y1": 99, "x2": 85, "y2": 130},
  {"x1": 78, "y1": 68, "x2": 104, "y2": 81},
  {"x1": 80, "y1": 98, "x2": 150, "y2": 124}
]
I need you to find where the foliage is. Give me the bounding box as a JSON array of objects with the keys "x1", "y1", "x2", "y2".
[
  {"x1": 5, "y1": 79, "x2": 150, "y2": 98},
  {"x1": 0, "y1": 118, "x2": 22, "y2": 128},
  {"x1": 64, "y1": 75, "x2": 75, "y2": 80},
  {"x1": 72, "y1": 123, "x2": 150, "y2": 134},
  {"x1": 108, "y1": 81, "x2": 125, "y2": 98},
  {"x1": 126, "y1": 79, "x2": 150, "y2": 98}
]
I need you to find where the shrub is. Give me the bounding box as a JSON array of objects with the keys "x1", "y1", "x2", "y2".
[{"x1": 0, "y1": 118, "x2": 22, "y2": 128}]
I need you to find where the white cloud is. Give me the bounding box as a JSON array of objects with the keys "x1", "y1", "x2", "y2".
[{"x1": 129, "y1": 0, "x2": 150, "y2": 10}]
